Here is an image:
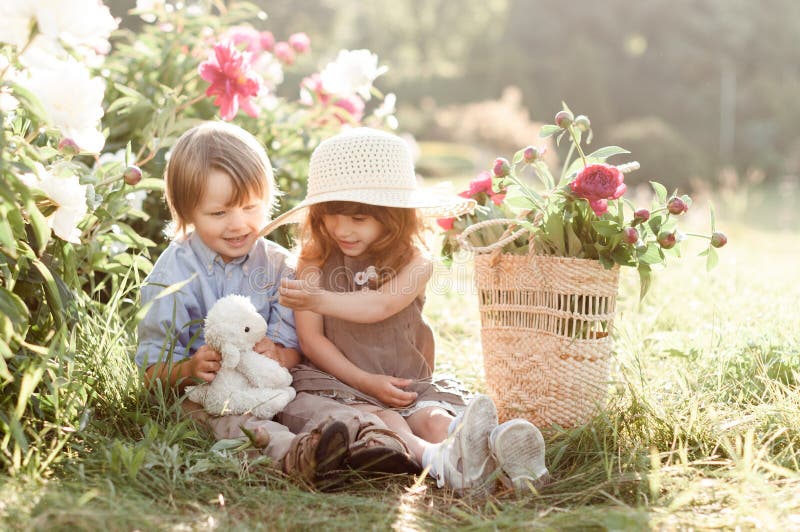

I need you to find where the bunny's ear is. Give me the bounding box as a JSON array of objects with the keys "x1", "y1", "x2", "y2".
[{"x1": 219, "y1": 343, "x2": 240, "y2": 369}]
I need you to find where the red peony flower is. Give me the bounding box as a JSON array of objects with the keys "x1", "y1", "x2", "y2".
[
  {"x1": 198, "y1": 41, "x2": 263, "y2": 121},
  {"x1": 437, "y1": 217, "x2": 455, "y2": 231},
  {"x1": 570, "y1": 163, "x2": 627, "y2": 216},
  {"x1": 467, "y1": 171, "x2": 494, "y2": 196},
  {"x1": 491, "y1": 193, "x2": 506, "y2": 205}
]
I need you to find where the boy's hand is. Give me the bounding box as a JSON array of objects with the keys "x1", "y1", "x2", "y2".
[
  {"x1": 189, "y1": 345, "x2": 221, "y2": 383},
  {"x1": 359, "y1": 374, "x2": 417, "y2": 408},
  {"x1": 279, "y1": 278, "x2": 323, "y2": 312}
]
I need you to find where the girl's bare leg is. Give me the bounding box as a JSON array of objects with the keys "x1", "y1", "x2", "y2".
[
  {"x1": 353, "y1": 404, "x2": 430, "y2": 463},
  {"x1": 405, "y1": 406, "x2": 453, "y2": 443}
]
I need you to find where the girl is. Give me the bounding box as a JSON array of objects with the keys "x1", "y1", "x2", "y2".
[{"x1": 267, "y1": 127, "x2": 548, "y2": 493}]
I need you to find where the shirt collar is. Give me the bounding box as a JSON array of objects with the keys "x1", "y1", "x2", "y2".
[{"x1": 187, "y1": 232, "x2": 253, "y2": 275}]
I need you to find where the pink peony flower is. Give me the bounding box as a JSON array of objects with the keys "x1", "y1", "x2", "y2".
[
  {"x1": 288, "y1": 32, "x2": 311, "y2": 54},
  {"x1": 223, "y1": 26, "x2": 262, "y2": 53},
  {"x1": 198, "y1": 41, "x2": 263, "y2": 121},
  {"x1": 570, "y1": 163, "x2": 627, "y2": 216},
  {"x1": 301, "y1": 73, "x2": 364, "y2": 123},
  {"x1": 274, "y1": 41, "x2": 295, "y2": 65},
  {"x1": 437, "y1": 217, "x2": 455, "y2": 231},
  {"x1": 491, "y1": 193, "x2": 506, "y2": 205}
]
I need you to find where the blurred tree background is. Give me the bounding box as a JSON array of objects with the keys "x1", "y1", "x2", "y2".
[{"x1": 108, "y1": 0, "x2": 800, "y2": 191}]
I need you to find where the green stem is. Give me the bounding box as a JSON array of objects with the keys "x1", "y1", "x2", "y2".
[
  {"x1": 560, "y1": 142, "x2": 576, "y2": 183},
  {"x1": 568, "y1": 125, "x2": 587, "y2": 167},
  {"x1": 684, "y1": 232, "x2": 710, "y2": 240}
]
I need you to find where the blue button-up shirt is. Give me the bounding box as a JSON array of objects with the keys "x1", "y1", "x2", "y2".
[{"x1": 135, "y1": 232, "x2": 299, "y2": 368}]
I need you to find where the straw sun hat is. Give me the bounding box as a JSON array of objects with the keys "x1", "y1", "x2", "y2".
[{"x1": 259, "y1": 127, "x2": 476, "y2": 236}]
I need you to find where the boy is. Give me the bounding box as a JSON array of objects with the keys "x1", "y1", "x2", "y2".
[{"x1": 136, "y1": 121, "x2": 348, "y2": 484}]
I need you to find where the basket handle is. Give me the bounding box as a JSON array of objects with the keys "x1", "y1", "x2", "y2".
[{"x1": 455, "y1": 218, "x2": 529, "y2": 254}]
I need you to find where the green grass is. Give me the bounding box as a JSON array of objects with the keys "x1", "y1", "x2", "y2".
[{"x1": 2, "y1": 207, "x2": 799, "y2": 530}]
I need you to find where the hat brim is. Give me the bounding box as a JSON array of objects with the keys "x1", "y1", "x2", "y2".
[{"x1": 260, "y1": 188, "x2": 476, "y2": 236}]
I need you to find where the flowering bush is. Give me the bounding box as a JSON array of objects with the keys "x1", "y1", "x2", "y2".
[
  {"x1": 0, "y1": 0, "x2": 398, "y2": 475},
  {"x1": 439, "y1": 104, "x2": 728, "y2": 299}
]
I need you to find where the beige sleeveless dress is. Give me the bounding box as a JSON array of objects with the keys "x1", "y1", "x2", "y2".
[{"x1": 290, "y1": 251, "x2": 468, "y2": 415}]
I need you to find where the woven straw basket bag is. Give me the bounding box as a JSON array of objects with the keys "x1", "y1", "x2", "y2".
[{"x1": 459, "y1": 220, "x2": 620, "y2": 428}]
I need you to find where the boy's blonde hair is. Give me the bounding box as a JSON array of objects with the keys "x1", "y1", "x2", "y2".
[{"x1": 165, "y1": 121, "x2": 275, "y2": 236}]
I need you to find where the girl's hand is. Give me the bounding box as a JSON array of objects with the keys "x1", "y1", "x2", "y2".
[
  {"x1": 189, "y1": 345, "x2": 221, "y2": 383},
  {"x1": 359, "y1": 374, "x2": 418, "y2": 408},
  {"x1": 254, "y1": 337, "x2": 301, "y2": 368},
  {"x1": 279, "y1": 278, "x2": 324, "y2": 312},
  {"x1": 253, "y1": 337, "x2": 278, "y2": 359}
]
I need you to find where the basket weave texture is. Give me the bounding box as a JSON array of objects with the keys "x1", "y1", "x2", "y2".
[{"x1": 474, "y1": 253, "x2": 620, "y2": 428}]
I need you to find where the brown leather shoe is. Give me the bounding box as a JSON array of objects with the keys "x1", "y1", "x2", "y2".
[
  {"x1": 283, "y1": 419, "x2": 350, "y2": 485},
  {"x1": 347, "y1": 426, "x2": 422, "y2": 475}
]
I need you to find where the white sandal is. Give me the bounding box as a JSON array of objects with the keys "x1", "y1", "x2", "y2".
[{"x1": 489, "y1": 419, "x2": 549, "y2": 492}]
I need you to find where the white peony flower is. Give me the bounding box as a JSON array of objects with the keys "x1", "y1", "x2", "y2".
[
  {"x1": 0, "y1": 0, "x2": 117, "y2": 60},
  {"x1": 125, "y1": 190, "x2": 148, "y2": 212},
  {"x1": 373, "y1": 93, "x2": 396, "y2": 118},
  {"x1": 320, "y1": 49, "x2": 388, "y2": 101},
  {"x1": 0, "y1": 1, "x2": 35, "y2": 49},
  {"x1": 23, "y1": 164, "x2": 88, "y2": 244},
  {"x1": 252, "y1": 52, "x2": 284, "y2": 91},
  {"x1": 20, "y1": 57, "x2": 106, "y2": 152}
]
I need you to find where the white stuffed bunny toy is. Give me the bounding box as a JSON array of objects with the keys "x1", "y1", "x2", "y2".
[{"x1": 185, "y1": 294, "x2": 296, "y2": 419}]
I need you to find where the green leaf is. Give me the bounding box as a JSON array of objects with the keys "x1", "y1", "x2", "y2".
[
  {"x1": 611, "y1": 245, "x2": 637, "y2": 267},
  {"x1": 709, "y1": 202, "x2": 716, "y2": 232},
  {"x1": 705, "y1": 246, "x2": 719, "y2": 271},
  {"x1": 30, "y1": 258, "x2": 64, "y2": 329},
  {"x1": 565, "y1": 223, "x2": 583, "y2": 256},
  {"x1": 0, "y1": 216, "x2": 16, "y2": 257},
  {"x1": 26, "y1": 200, "x2": 50, "y2": 257},
  {"x1": 585, "y1": 146, "x2": 630, "y2": 161},
  {"x1": 512, "y1": 148, "x2": 525, "y2": 165},
  {"x1": 592, "y1": 220, "x2": 621, "y2": 238},
  {"x1": 637, "y1": 243, "x2": 664, "y2": 264},
  {"x1": 544, "y1": 214, "x2": 566, "y2": 256},
  {"x1": 650, "y1": 181, "x2": 668, "y2": 204},
  {"x1": 503, "y1": 184, "x2": 537, "y2": 210},
  {"x1": 648, "y1": 214, "x2": 665, "y2": 235},
  {"x1": 539, "y1": 124, "x2": 561, "y2": 138},
  {"x1": 638, "y1": 264, "x2": 653, "y2": 301}
]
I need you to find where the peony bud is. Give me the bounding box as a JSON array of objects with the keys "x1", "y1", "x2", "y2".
[
  {"x1": 667, "y1": 196, "x2": 688, "y2": 215},
  {"x1": 574, "y1": 115, "x2": 591, "y2": 132},
  {"x1": 710, "y1": 231, "x2": 728, "y2": 248},
  {"x1": 123, "y1": 165, "x2": 143, "y2": 186},
  {"x1": 623, "y1": 227, "x2": 639, "y2": 244},
  {"x1": 58, "y1": 138, "x2": 80, "y2": 156},
  {"x1": 633, "y1": 208, "x2": 650, "y2": 224},
  {"x1": 288, "y1": 32, "x2": 311, "y2": 54},
  {"x1": 555, "y1": 110, "x2": 574, "y2": 129},
  {"x1": 273, "y1": 41, "x2": 295, "y2": 65},
  {"x1": 658, "y1": 230, "x2": 677, "y2": 249},
  {"x1": 492, "y1": 157, "x2": 510, "y2": 177},
  {"x1": 523, "y1": 146, "x2": 541, "y2": 163},
  {"x1": 259, "y1": 31, "x2": 275, "y2": 51}
]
